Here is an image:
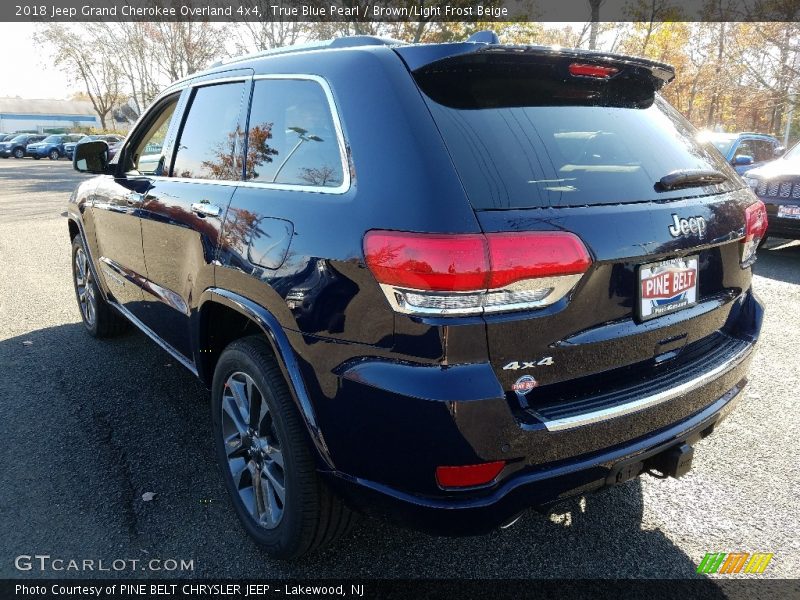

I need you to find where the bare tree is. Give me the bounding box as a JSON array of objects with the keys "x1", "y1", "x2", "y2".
[{"x1": 35, "y1": 24, "x2": 122, "y2": 129}]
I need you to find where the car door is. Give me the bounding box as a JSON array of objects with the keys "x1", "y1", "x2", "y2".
[
  {"x1": 138, "y1": 77, "x2": 249, "y2": 360},
  {"x1": 89, "y1": 93, "x2": 182, "y2": 319}
]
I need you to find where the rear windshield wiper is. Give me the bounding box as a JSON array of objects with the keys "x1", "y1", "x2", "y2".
[{"x1": 655, "y1": 169, "x2": 728, "y2": 192}]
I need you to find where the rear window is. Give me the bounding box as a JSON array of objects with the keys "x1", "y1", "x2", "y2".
[{"x1": 415, "y1": 60, "x2": 739, "y2": 209}]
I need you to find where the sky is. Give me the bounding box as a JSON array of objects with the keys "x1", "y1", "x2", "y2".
[
  {"x1": 0, "y1": 23, "x2": 75, "y2": 99},
  {"x1": 0, "y1": 21, "x2": 581, "y2": 101}
]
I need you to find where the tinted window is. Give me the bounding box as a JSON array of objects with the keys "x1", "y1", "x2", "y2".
[
  {"x1": 749, "y1": 139, "x2": 775, "y2": 162},
  {"x1": 244, "y1": 79, "x2": 344, "y2": 187},
  {"x1": 172, "y1": 82, "x2": 246, "y2": 181},
  {"x1": 734, "y1": 141, "x2": 753, "y2": 159},
  {"x1": 417, "y1": 66, "x2": 738, "y2": 209},
  {"x1": 128, "y1": 96, "x2": 179, "y2": 175},
  {"x1": 42, "y1": 135, "x2": 61, "y2": 143}
]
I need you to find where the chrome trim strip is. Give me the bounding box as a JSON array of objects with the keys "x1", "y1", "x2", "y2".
[
  {"x1": 536, "y1": 342, "x2": 753, "y2": 432},
  {"x1": 378, "y1": 274, "x2": 583, "y2": 316},
  {"x1": 111, "y1": 302, "x2": 198, "y2": 376},
  {"x1": 143, "y1": 75, "x2": 351, "y2": 195}
]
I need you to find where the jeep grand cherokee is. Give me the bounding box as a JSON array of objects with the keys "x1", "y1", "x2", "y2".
[{"x1": 67, "y1": 33, "x2": 765, "y2": 559}]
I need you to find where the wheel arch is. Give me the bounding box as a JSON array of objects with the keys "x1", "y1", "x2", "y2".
[{"x1": 197, "y1": 288, "x2": 334, "y2": 469}]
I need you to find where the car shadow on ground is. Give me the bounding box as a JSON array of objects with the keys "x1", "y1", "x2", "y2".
[
  {"x1": 754, "y1": 238, "x2": 800, "y2": 285},
  {"x1": 0, "y1": 323, "x2": 723, "y2": 586}
]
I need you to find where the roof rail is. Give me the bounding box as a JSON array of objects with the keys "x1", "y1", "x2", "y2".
[{"x1": 210, "y1": 35, "x2": 405, "y2": 69}]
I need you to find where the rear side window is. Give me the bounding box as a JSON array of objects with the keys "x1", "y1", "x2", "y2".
[
  {"x1": 749, "y1": 139, "x2": 776, "y2": 162},
  {"x1": 416, "y1": 60, "x2": 739, "y2": 209},
  {"x1": 172, "y1": 82, "x2": 246, "y2": 181},
  {"x1": 244, "y1": 78, "x2": 345, "y2": 188}
]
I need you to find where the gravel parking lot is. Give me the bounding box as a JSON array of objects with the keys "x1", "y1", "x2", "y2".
[{"x1": 1, "y1": 158, "x2": 798, "y2": 580}]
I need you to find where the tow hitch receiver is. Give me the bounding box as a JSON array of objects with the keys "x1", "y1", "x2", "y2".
[{"x1": 646, "y1": 443, "x2": 695, "y2": 479}]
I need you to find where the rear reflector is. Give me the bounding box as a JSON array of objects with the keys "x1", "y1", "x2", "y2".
[
  {"x1": 569, "y1": 63, "x2": 619, "y2": 79},
  {"x1": 363, "y1": 230, "x2": 592, "y2": 316},
  {"x1": 741, "y1": 200, "x2": 767, "y2": 267},
  {"x1": 435, "y1": 461, "x2": 505, "y2": 488}
]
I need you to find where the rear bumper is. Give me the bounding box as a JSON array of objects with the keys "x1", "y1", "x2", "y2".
[
  {"x1": 310, "y1": 290, "x2": 763, "y2": 535},
  {"x1": 323, "y1": 379, "x2": 746, "y2": 535}
]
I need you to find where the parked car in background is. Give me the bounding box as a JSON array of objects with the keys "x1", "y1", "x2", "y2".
[
  {"x1": 0, "y1": 133, "x2": 14, "y2": 141},
  {"x1": 744, "y1": 141, "x2": 800, "y2": 242},
  {"x1": 65, "y1": 134, "x2": 123, "y2": 160},
  {"x1": 700, "y1": 132, "x2": 784, "y2": 174},
  {"x1": 0, "y1": 133, "x2": 46, "y2": 158},
  {"x1": 27, "y1": 133, "x2": 85, "y2": 160}
]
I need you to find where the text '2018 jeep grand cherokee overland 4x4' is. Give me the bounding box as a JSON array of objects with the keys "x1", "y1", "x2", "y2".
[{"x1": 67, "y1": 34, "x2": 765, "y2": 559}]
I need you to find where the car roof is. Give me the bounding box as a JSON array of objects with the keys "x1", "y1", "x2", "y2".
[{"x1": 171, "y1": 32, "x2": 675, "y2": 92}]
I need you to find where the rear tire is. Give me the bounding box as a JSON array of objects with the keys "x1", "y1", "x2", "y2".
[
  {"x1": 71, "y1": 235, "x2": 128, "y2": 338},
  {"x1": 211, "y1": 336, "x2": 355, "y2": 559}
]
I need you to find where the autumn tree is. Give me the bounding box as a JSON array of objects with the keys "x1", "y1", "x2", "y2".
[{"x1": 35, "y1": 24, "x2": 122, "y2": 129}]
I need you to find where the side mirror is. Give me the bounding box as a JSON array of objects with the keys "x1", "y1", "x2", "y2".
[
  {"x1": 732, "y1": 154, "x2": 754, "y2": 166},
  {"x1": 775, "y1": 146, "x2": 786, "y2": 157},
  {"x1": 73, "y1": 140, "x2": 109, "y2": 174}
]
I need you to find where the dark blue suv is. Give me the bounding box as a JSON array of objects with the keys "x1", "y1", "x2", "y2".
[
  {"x1": 67, "y1": 35, "x2": 765, "y2": 559},
  {"x1": 27, "y1": 133, "x2": 85, "y2": 160}
]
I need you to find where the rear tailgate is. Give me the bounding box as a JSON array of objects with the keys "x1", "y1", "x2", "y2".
[{"x1": 402, "y1": 44, "x2": 759, "y2": 408}]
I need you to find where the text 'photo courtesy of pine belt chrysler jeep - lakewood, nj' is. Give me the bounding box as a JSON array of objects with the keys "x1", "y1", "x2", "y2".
[{"x1": 67, "y1": 32, "x2": 766, "y2": 559}]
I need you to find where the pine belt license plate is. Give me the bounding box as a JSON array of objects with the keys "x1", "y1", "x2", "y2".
[
  {"x1": 638, "y1": 256, "x2": 699, "y2": 321},
  {"x1": 777, "y1": 205, "x2": 800, "y2": 219}
]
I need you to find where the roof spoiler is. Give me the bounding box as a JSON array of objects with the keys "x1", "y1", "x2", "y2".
[{"x1": 395, "y1": 40, "x2": 675, "y2": 91}]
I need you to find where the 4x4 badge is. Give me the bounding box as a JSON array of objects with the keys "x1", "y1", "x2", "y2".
[{"x1": 502, "y1": 357, "x2": 554, "y2": 370}]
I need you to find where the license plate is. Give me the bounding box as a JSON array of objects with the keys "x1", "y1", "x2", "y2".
[
  {"x1": 777, "y1": 205, "x2": 800, "y2": 219},
  {"x1": 637, "y1": 256, "x2": 698, "y2": 321}
]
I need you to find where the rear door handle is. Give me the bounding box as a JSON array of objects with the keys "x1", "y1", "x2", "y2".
[
  {"x1": 126, "y1": 192, "x2": 144, "y2": 206},
  {"x1": 191, "y1": 202, "x2": 222, "y2": 218}
]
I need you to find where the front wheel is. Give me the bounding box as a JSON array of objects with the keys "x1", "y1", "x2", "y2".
[
  {"x1": 13, "y1": 148, "x2": 23, "y2": 159},
  {"x1": 71, "y1": 236, "x2": 128, "y2": 337},
  {"x1": 49, "y1": 149, "x2": 60, "y2": 160},
  {"x1": 211, "y1": 337, "x2": 355, "y2": 559}
]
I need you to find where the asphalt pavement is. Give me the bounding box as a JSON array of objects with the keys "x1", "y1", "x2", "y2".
[{"x1": 1, "y1": 158, "x2": 798, "y2": 580}]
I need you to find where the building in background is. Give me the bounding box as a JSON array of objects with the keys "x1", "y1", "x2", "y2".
[{"x1": 0, "y1": 97, "x2": 99, "y2": 133}]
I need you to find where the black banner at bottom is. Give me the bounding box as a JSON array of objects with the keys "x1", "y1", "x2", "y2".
[{"x1": 3, "y1": 579, "x2": 799, "y2": 600}]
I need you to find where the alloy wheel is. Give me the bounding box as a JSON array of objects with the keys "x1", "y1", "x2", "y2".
[
  {"x1": 221, "y1": 371, "x2": 286, "y2": 529},
  {"x1": 74, "y1": 246, "x2": 96, "y2": 326}
]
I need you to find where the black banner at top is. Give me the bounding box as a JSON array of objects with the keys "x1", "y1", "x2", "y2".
[{"x1": 3, "y1": 0, "x2": 800, "y2": 22}]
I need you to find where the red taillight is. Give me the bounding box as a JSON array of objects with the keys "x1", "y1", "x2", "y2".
[
  {"x1": 363, "y1": 230, "x2": 592, "y2": 316},
  {"x1": 362, "y1": 231, "x2": 487, "y2": 292},
  {"x1": 568, "y1": 63, "x2": 619, "y2": 79},
  {"x1": 435, "y1": 461, "x2": 505, "y2": 489},
  {"x1": 486, "y1": 232, "x2": 593, "y2": 288},
  {"x1": 741, "y1": 200, "x2": 768, "y2": 266}
]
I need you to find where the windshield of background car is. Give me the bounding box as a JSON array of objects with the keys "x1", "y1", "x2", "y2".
[
  {"x1": 10, "y1": 135, "x2": 28, "y2": 143},
  {"x1": 710, "y1": 138, "x2": 735, "y2": 155},
  {"x1": 784, "y1": 142, "x2": 800, "y2": 161},
  {"x1": 414, "y1": 60, "x2": 739, "y2": 209},
  {"x1": 42, "y1": 135, "x2": 60, "y2": 143}
]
